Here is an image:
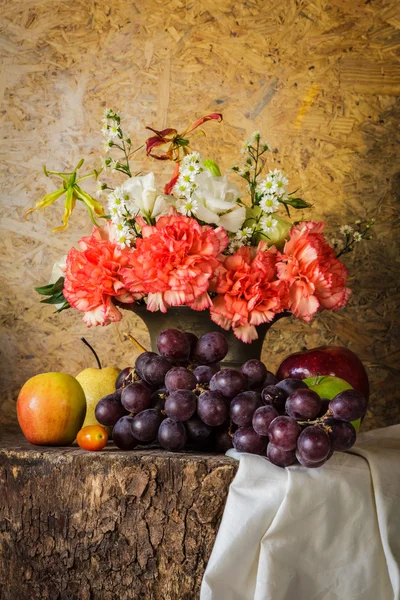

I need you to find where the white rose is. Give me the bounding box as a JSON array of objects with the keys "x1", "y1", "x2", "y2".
[
  {"x1": 121, "y1": 173, "x2": 170, "y2": 219},
  {"x1": 191, "y1": 171, "x2": 245, "y2": 232}
]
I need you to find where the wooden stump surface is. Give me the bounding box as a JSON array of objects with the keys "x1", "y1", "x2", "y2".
[{"x1": 0, "y1": 427, "x2": 238, "y2": 600}]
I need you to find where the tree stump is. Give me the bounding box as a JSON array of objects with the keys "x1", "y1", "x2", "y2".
[{"x1": 0, "y1": 428, "x2": 238, "y2": 600}]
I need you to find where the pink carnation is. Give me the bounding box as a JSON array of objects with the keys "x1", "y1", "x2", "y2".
[
  {"x1": 210, "y1": 243, "x2": 288, "y2": 343},
  {"x1": 276, "y1": 221, "x2": 351, "y2": 321},
  {"x1": 122, "y1": 214, "x2": 229, "y2": 312},
  {"x1": 63, "y1": 225, "x2": 139, "y2": 327}
]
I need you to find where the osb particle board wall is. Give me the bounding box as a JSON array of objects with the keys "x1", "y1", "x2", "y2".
[{"x1": 0, "y1": 0, "x2": 399, "y2": 431}]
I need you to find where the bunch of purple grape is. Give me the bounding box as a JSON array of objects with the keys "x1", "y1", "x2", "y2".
[{"x1": 94, "y1": 328, "x2": 367, "y2": 468}]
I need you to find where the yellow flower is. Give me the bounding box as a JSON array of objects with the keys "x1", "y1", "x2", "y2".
[{"x1": 25, "y1": 159, "x2": 105, "y2": 232}]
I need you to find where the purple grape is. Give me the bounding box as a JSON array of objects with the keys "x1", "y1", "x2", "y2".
[
  {"x1": 263, "y1": 371, "x2": 278, "y2": 387},
  {"x1": 112, "y1": 416, "x2": 139, "y2": 450},
  {"x1": 322, "y1": 418, "x2": 356, "y2": 452},
  {"x1": 316, "y1": 398, "x2": 330, "y2": 419},
  {"x1": 329, "y1": 390, "x2": 367, "y2": 421},
  {"x1": 121, "y1": 382, "x2": 152, "y2": 414},
  {"x1": 210, "y1": 369, "x2": 247, "y2": 400},
  {"x1": 240, "y1": 360, "x2": 268, "y2": 390},
  {"x1": 135, "y1": 352, "x2": 158, "y2": 379},
  {"x1": 186, "y1": 416, "x2": 212, "y2": 444},
  {"x1": 233, "y1": 427, "x2": 267, "y2": 455},
  {"x1": 230, "y1": 391, "x2": 261, "y2": 427},
  {"x1": 285, "y1": 388, "x2": 321, "y2": 420},
  {"x1": 252, "y1": 405, "x2": 279, "y2": 436},
  {"x1": 158, "y1": 418, "x2": 187, "y2": 451},
  {"x1": 261, "y1": 385, "x2": 287, "y2": 411},
  {"x1": 165, "y1": 367, "x2": 197, "y2": 393},
  {"x1": 165, "y1": 390, "x2": 197, "y2": 422},
  {"x1": 267, "y1": 444, "x2": 296, "y2": 467},
  {"x1": 193, "y1": 364, "x2": 220, "y2": 385},
  {"x1": 297, "y1": 426, "x2": 331, "y2": 463},
  {"x1": 268, "y1": 416, "x2": 302, "y2": 451},
  {"x1": 95, "y1": 392, "x2": 128, "y2": 426},
  {"x1": 296, "y1": 450, "x2": 327, "y2": 468},
  {"x1": 197, "y1": 390, "x2": 229, "y2": 427},
  {"x1": 136, "y1": 379, "x2": 156, "y2": 392},
  {"x1": 157, "y1": 328, "x2": 191, "y2": 360},
  {"x1": 131, "y1": 408, "x2": 163, "y2": 443},
  {"x1": 150, "y1": 388, "x2": 167, "y2": 411},
  {"x1": 141, "y1": 355, "x2": 172, "y2": 386},
  {"x1": 115, "y1": 367, "x2": 133, "y2": 390},
  {"x1": 194, "y1": 332, "x2": 229, "y2": 365},
  {"x1": 213, "y1": 425, "x2": 234, "y2": 453},
  {"x1": 184, "y1": 332, "x2": 198, "y2": 358},
  {"x1": 276, "y1": 378, "x2": 308, "y2": 397}
]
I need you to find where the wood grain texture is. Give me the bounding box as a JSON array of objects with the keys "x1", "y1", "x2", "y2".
[
  {"x1": 0, "y1": 0, "x2": 399, "y2": 431},
  {"x1": 0, "y1": 428, "x2": 237, "y2": 599}
]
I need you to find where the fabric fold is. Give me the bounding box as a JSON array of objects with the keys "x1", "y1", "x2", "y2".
[{"x1": 201, "y1": 425, "x2": 400, "y2": 600}]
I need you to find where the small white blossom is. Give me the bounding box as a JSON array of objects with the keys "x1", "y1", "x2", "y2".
[
  {"x1": 96, "y1": 181, "x2": 106, "y2": 198},
  {"x1": 235, "y1": 227, "x2": 253, "y2": 240},
  {"x1": 107, "y1": 123, "x2": 120, "y2": 140},
  {"x1": 174, "y1": 180, "x2": 192, "y2": 197},
  {"x1": 237, "y1": 166, "x2": 250, "y2": 177},
  {"x1": 228, "y1": 239, "x2": 246, "y2": 254},
  {"x1": 107, "y1": 191, "x2": 126, "y2": 218},
  {"x1": 355, "y1": 219, "x2": 361, "y2": 225},
  {"x1": 103, "y1": 140, "x2": 113, "y2": 153},
  {"x1": 340, "y1": 224, "x2": 353, "y2": 236},
  {"x1": 260, "y1": 195, "x2": 280, "y2": 213},
  {"x1": 250, "y1": 131, "x2": 261, "y2": 143},
  {"x1": 354, "y1": 232, "x2": 362, "y2": 242},
  {"x1": 176, "y1": 198, "x2": 199, "y2": 217},
  {"x1": 260, "y1": 216, "x2": 278, "y2": 235},
  {"x1": 257, "y1": 177, "x2": 277, "y2": 195},
  {"x1": 186, "y1": 151, "x2": 202, "y2": 164}
]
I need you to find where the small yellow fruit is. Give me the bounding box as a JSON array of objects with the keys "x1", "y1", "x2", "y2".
[{"x1": 76, "y1": 366, "x2": 120, "y2": 429}]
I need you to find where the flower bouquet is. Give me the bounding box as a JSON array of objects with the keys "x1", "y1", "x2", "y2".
[{"x1": 29, "y1": 110, "x2": 373, "y2": 343}]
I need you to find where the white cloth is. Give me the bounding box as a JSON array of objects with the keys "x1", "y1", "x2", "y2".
[{"x1": 201, "y1": 425, "x2": 400, "y2": 600}]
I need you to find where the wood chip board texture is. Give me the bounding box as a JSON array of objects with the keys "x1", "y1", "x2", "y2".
[{"x1": 1, "y1": 0, "x2": 400, "y2": 432}]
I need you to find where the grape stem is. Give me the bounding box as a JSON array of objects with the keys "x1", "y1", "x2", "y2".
[
  {"x1": 123, "y1": 333, "x2": 148, "y2": 354},
  {"x1": 297, "y1": 409, "x2": 333, "y2": 426},
  {"x1": 81, "y1": 337, "x2": 102, "y2": 369}
]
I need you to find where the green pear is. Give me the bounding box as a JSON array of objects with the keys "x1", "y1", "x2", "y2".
[
  {"x1": 303, "y1": 375, "x2": 361, "y2": 432},
  {"x1": 76, "y1": 366, "x2": 120, "y2": 429}
]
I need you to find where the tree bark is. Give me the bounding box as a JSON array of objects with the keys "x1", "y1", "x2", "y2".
[{"x1": 0, "y1": 428, "x2": 237, "y2": 600}]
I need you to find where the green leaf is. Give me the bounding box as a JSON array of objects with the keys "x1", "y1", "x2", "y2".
[
  {"x1": 35, "y1": 277, "x2": 65, "y2": 295},
  {"x1": 282, "y1": 197, "x2": 312, "y2": 210},
  {"x1": 55, "y1": 300, "x2": 71, "y2": 313},
  {"x1": 40, "y1": 291, "x2": 66, "y2": 305}
]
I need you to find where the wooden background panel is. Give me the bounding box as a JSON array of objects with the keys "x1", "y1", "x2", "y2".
[{"x1": 0, "y1": 0, "x2": 399, "y2": 431}]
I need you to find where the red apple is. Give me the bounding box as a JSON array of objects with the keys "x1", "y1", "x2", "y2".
[
  {"x1": 276, "y1": 346, "x2": 369, "y2": 400},
  {"x1": 17, "y1": 372, "x2": 86, "y2": 445}
]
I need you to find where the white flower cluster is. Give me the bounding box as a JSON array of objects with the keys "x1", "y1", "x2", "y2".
[
  {"x1": 240, "y1": 131, "x2": 269, "y2": 155},
  {"x1": 173, "y1": 153, "x2": 204, "y2": 215},
  {"x1": 256, "y1": 169, "x2": 288, "y2": 236},
  {"x1": 107, "y1": 186, "x2": 136, "y2": 248},
  {"x1": 102, "y1": 108, "x2": 123, "y2": 153},
  {"x1": 227, "y1": 227, "x2": 253, "y2": 254}
]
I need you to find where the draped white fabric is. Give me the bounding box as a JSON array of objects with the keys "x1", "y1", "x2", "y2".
[{"x1": 201, "y1": 425, "x2": 400, "y2": 600}]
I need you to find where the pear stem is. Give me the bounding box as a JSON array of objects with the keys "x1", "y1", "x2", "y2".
[
  {"x1": 123, "y1": 333, "x2": 148, "y2": 354},
  {"x1": 81, "y1": 337, "x2": 102, "y2": 369}
]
